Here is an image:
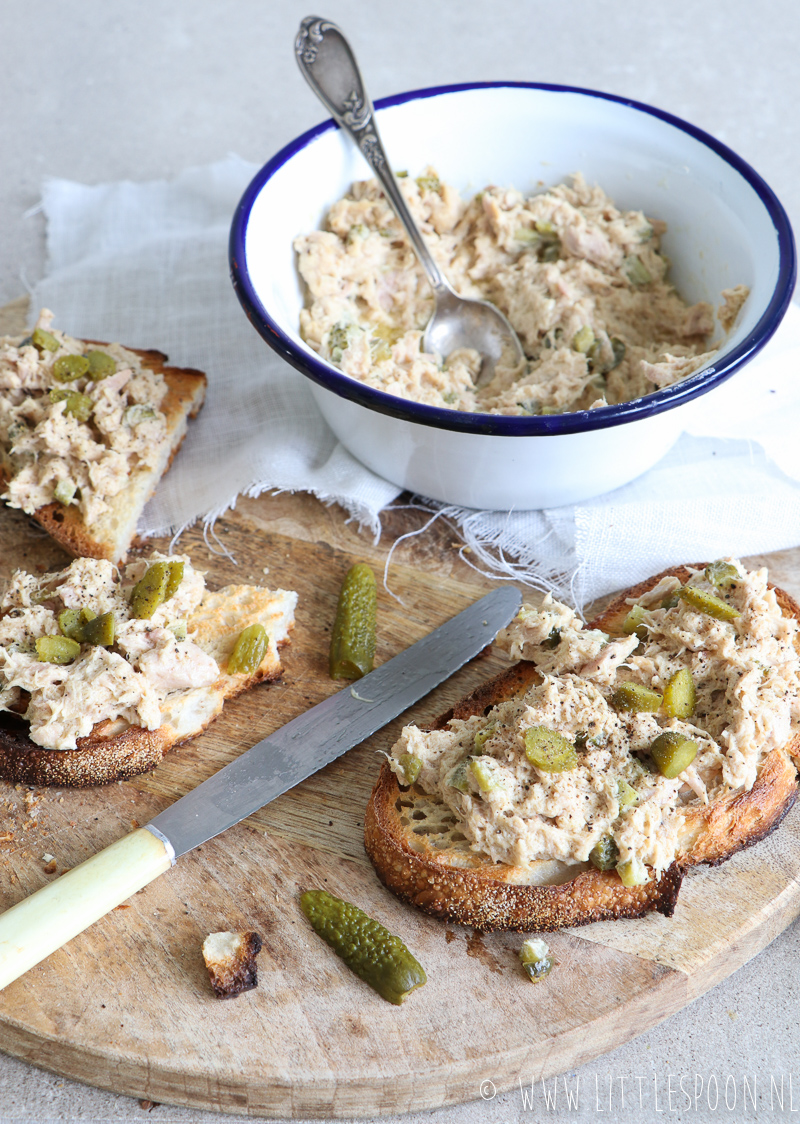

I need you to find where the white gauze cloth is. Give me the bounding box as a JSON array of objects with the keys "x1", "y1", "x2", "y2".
[{"x1": 30, "y1": 156, "x2": 800, "y2": 607}]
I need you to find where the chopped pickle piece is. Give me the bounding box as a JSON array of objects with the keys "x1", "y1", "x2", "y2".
[
  {"x1": 589, "y1": 835, "x2": 619, "y2": 871},
  {"x1": 467, "y1": 756, "x2": 506, "y2": 793},
  {"x1": 228, "y1": 623, "x2": 268, "y2": 675},
  {"x1": 524, "y1": 726, "x2": 578, "y2": 772},
  {"x1": 129, "y1": 562, "x2": 169, "y2": 619},
  {"x1": 623, "y1": 255, "x2": 652, "y2": 286},
  {"x1": 163, "y1": 560, "x2": 185, "y2": 602},
  {"x1": 31, "y1": 328, "x2": 59, "y2": 352},
  {"x1": 58, "y1": 608, "x2": 83, "y2": 641},
  {"x1": 616, "y1": 778, "x2": 638, "y2": 809},
  {"x1": 514, "y1": 227, "x2": 539, "y2": 244},
  {"x1": 398, "y1": 753, "x2": 421, "y2": 786},
  {"x1": 329, "y1": 563, "x2": 376, "y2": 680},
  {"x1": 649, "y1": 730, "x2": 698, "y2": 779},
  {"x1": 662, "y1": 667, "x2": 696, "y2": 719},
  {"x1": 679, "y1": 586, "x2": 740, "y2": 621},
  {"x1": 86, "y1": 349, "x2": 116, "y2": 380},
  {"x1": 415, "y1": 173, "x2": 441, "y2": 193},
  {"x1": 49, "y1": 388, "x2": 93, "y2": 422},
  {"x1": 300, "y1": 889, "x2": 426, "y2": 1005},
  {"x1": 519, "y1": 937, "x2": 553, "y2": 983},
  {"x1": 661, "y1": 590, "x2": 681, "y2": 609},
  {"x1": 124, "y1": 404, "x2": 157, "y2": 426},
  {"x1": 542, "y1": 627, "x2": 561, "y2": 650},
  {"x1": 52, "y1": 354, "x2": 90, "y2": 382},
  {"x1": 370, "y1": 323, "x2": 403, "y2": 363},
  {"x1": 611, "y1": 682, "x2": 662, "y2": 713},
  {"x1": 53, "y1": 479, "x2": 76, "y2": 506},
  {"x1": 540, "y1": 241, "x2": 561, "y2": 262},
  {"x1": 57, "y1": 607, "x2": 96, "y2": 643},
  {"x1": 82, "y1": 611, "x2": 115, "y2": 648},
  {"x1": 705, "y1": 560, "x2": 739, "y2": 589},
  {"x1": 170, "y1": 620, "x2": 188, "y2": 641},
  {"x1": 474, "y1": 724, "x2": 495, "y2": 753},
  {"x1": 446, "y1": 759, "x2": 470, "y2": 793},
  {"x1": 622, "y1": 604, "x2": 649, "y2": 641},
  {"x1": 328, "y1": 324, "x2": 353, "y2": 363},
  {"x1": 616, "y1": 856, "x2": 649, "y2": 886},
  {"x1": 35, "y1": 635, "x2": 80, "y2": 664},
  {"x1": 572, "y1": 326, "x2": 595, "y2": 354}
]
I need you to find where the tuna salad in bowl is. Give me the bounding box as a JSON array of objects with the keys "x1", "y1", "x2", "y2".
[{"x1": 230, "y1": 82, "x2": 795, "y2": 510}]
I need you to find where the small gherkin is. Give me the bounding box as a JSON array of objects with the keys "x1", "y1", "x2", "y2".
[{"x1": 300, "y1": 889, "x2": 426, "y2": 1005}]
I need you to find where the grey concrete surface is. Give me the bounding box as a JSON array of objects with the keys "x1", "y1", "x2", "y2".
[{"x1": 1, "y1": 1, "x2": 799, "y2": 1121}]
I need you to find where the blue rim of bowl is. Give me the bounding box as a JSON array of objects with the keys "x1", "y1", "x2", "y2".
[{"x1": 230, "y1": 80, "x2": 796, "y2": 437}]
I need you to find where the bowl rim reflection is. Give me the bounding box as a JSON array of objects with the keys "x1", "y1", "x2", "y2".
[{"x1": 230, "y1": 80, "x2": 796, "y2": 438}]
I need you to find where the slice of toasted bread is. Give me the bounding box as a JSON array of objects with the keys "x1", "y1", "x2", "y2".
[
  {"x1": 0, "y1": 569, "x2": 296, "y2": 787},
  {"x1": 0, "y1": 342, "x2": 206, "y2": 564},
  {"x1": 365, "y1": 565, "x2": 800, "y2": 931}
]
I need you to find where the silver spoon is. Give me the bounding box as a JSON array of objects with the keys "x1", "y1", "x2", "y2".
[{"x1": 295, "y1": 16, "x2": 526, "y2": 389}]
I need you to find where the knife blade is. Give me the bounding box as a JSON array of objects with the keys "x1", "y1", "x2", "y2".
[{"x1": 0, "y1": 585, "x2": 521, "y2": 990}]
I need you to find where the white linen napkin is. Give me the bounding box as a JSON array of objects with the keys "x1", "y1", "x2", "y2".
[{"x1": 31, "y1": 156, "x2": 800, "y2": 606}]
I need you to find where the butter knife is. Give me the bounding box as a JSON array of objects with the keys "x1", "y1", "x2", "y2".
[{"x1": 0, "y1": 585, "x2": 521, "y2": 989}]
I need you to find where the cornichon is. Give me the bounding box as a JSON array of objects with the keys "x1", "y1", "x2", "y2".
[
  {"x1": 679, "y1": 585, "x2": 740, "y2": 621},
  {"x1": 468, "y1": 756, "x2": 506, "y2": 793},
  {"x1": 649, "y1": 730, "x2": 698, "y2": 779},
  {"x1": 705, "y1": 560, "x2": 739, "y2": 589},
  {"x1": 329, "y1": 562, "x2": 376, "y2": 680},
  {"x1": 228, "y1": 623, "x2": 268, "y2": 675},
  {"x1": 524, "y1": 726, "x2": 577, "y2": 772},
  {"x1": 86, "y1": 350, "x2": 116, "y2": 380},
  {"x1": 519, "y1": 937, "x2": 553, "y2": 983},
  {"x1": 589, "y1": 835, "x2": 619, "y2": 871},
  {"x1": 300, "y1": 889, "x2": 426, "y2": 1005},
  {"x1": 129, "y1": 560, "x2": 184, "y2": 619},
  {"x1": 52, "y1": 354, "x2": 90, "y2": 382},
  {"x1": 662, "y1": 667, "x2": 696, "y2": 718},
  {"x1": 622, "y1": 604, "x2": 649, "y2": 641},
  {"x1": 397, "y1": 753, "x2": 421, "y2": 785},
  {"x1": 82, "y1": 611, "x2": 115, "y2": 648},
  {"x1": 611, "y1": 682, "x2": 662, "y2": 713},
  {"x1": 49, "y1": 388, "x2": 93, "y2": 423},
  {"x1": 474, "y1": 724, "x2": 495, "y2": 753},
  {"x1": 35, "y1": 635, "x2": 80, "y2": 664},
  {"x1": 446, "y1": 759, "x2": 470, "y2": 793},
  {"x1": 31, "y1": 327, "x2": 59, "y2": 352},
  {"x1": 616, "y1": 855, "x2": 649, "y2": 887}
]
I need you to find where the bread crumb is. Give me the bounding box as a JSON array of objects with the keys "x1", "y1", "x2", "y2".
[{"x1": 202, "y1": 931, "x2": 262, "y2": 999}]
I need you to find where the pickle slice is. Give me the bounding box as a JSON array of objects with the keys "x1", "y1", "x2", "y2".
[
  {"x1": 329, "y1": 563, "x2": 376, "y2": 680},
  {"x1": 86, "y1": 349, "x2": 116, "y2": 380},
  {"x1": 228, "y1": 623, "x2": 268, "y2": 675},
  {"x1": 519, "y1": 937, "x2": 553, "y2": 983},
  {"x1": 611, "y1": 682, "x2": 662, "y2": 713},
  {"x1": 129, "y1": 562, "x2": 169, "y2": 619},
  {"x1": 649, "y1": 730, "x2": 698, "y2": 779},
  {"x1": 468, "y1": 756, "x2": 506, "y2": 793},
  {"x1": 31, "y1": 327, "x2": 59, "y2": 352},
  {"x1": 705, "y1": 560, "x2": 739, "y2": 589},
  {"x1": 300, "y1": 889, "x2": 426, "y2": 1005},
  {"x1": 35, "y1": 636, "x2": 80, "y2": 664},
  {"x1": 57, "y1": 607, "x2": 96, "y2": 643},
  {"x1": 662, "y1": 667, "x2": 696, "y2": 719},
  {"x1": 589, "y1": 835, "x2": 619, "y2": 871},
  {"x1": 397, "y1": 753, "x2": 421, "y2": 786},
  {"x1": 524, "y1": 726, "x2": 578, "y2": 772},
  {"x1": 622, "y1": 604, "x2": 648, "y2": 641},
  {"x1": 616, "y1": 778, "x2": 638, "y2": 809},
  {"x1": 52, "y1": 354, "x2": 90, "y2": 382},
  {"x1": 82, "y1": 611, "x2": 115, "y2": 648},
  {"x1": 679, "y1": 586, "x2": 740, "y2": 622},
  {"x1": 616, "y1": 856, "x2": 649, "y2": 886},
  {"x1": 473, "y1": 724, "x2": 495, "y2": 754},
  {"x1": 446, "y1": 759, "x2": 470, "y2": 793},
  {"x1": 163, "y1": 560, "x2": 185, "y2": 602}
]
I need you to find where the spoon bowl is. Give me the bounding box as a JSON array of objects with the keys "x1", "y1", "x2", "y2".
[{"x1": 294, "y1": 16, "x2": 525, "y2": 386}]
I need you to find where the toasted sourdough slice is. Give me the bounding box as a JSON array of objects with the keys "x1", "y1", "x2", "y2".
[
  {"x1": 365, "y1": 565, "x2": 800, "y2": 931},
  {"x1": 0, "y1": 582, "x2": 296, "y2": 788},
  {"x1": 0, "y1": 343, "x2": 206, "y2": 564}
]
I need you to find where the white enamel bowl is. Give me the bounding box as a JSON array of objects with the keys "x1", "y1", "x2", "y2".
[{"x1": 230, "y1": 82, "x2": 795, "y2": 510}]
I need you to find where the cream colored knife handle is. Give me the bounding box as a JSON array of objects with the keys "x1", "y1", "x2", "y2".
[{"x1": 0, "y1": 827, "x2": 173, "y2": 990}]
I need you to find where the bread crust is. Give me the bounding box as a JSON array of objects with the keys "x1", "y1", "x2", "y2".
[
  {"x1": 364, "y1": 565, "x2": 800, "y2": 931},
  {"x1": 1, "y1": 345, "x2": 207, "y2": 564}
]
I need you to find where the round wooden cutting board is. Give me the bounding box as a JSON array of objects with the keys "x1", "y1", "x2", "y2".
[{"x1": 1, "y1": 442, "x2": 800, "y2": 1117}]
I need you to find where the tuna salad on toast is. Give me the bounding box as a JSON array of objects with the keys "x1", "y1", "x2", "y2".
[
  {"x1": 0, "y1": 310, "x2": 207, "y2": 563},
  {"x1": 0, "y1": 552, "x2": 297, "y2": 786},
  {"x1": 365, "y1": 560, "x2": 800, "y2": 930}
]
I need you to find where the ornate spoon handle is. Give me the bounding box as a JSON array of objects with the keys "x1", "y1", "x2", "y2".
[{"x1": 295, "y1": 16, "x2": 449, "y2": 297}]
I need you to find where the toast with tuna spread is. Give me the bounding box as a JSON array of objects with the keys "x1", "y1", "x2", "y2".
[
  {"x1": 0, "y1": 552, "x2": 296, "y2": 787},
  {"x1": 365, "y1": 560, "x2": 800, "y2": 931},
  {"x1": 0, "y1": 309, "x2": 206, "y2": 564}
]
